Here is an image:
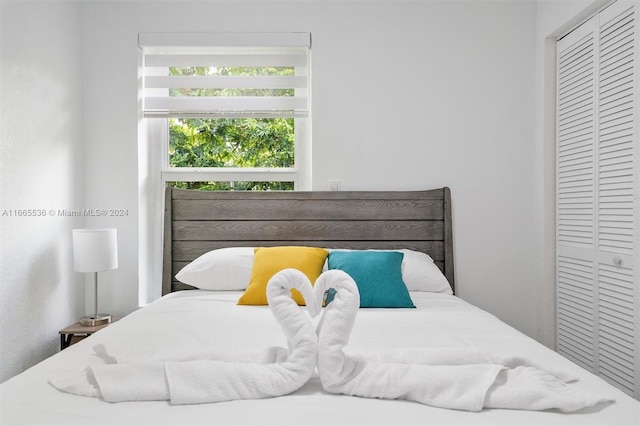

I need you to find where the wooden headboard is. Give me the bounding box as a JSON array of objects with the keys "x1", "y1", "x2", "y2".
[{"x1": 162, "y1": 186, "x2": 455, "y2": 295}]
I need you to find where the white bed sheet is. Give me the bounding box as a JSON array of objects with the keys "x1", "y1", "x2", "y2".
[{"x1": 1, "y1": 291, "x2": 638, "y2": 425}]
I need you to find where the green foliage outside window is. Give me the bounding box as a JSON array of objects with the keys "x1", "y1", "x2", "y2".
[{"x1": 167, "y1": 65, "x2": 296, "y2": 191}]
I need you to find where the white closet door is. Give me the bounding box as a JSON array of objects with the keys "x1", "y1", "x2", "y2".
[
  {"x1": 557, "y1": 0, "x2": 638, "y2": 399},
  {"x1": 596, "y1": 0, "x2": 637, "y2": 396},
  {"x1": 557, "y1": 17, "x2": 597, "y2": 371}
]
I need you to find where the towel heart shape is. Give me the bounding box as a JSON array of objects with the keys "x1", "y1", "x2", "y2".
[{"x1": 51, "y1": 268, "x2": 612, "y2": 411}]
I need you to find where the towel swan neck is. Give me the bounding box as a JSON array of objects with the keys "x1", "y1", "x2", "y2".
[
  {"x1": 313, "y1": 269, "x2": 359, "y2": 345},
  {"x1": 313, "y1": 270, "x2": 361, "y2": 391},
  {"x1": 265, "y1": 268, "x2": 320, "y2": 358}
]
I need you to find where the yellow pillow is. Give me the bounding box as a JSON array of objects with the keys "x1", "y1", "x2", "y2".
[{"x1": 237, "y1": 246, "x2": 329, "y2": 305}]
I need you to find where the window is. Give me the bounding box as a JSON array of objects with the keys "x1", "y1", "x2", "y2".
[
  {"x1": 140, "y1": 32, "x2": 311, "y2": 190},
  {"x1": 137, "y1": 33, "x2": 311, "y2": 303}
]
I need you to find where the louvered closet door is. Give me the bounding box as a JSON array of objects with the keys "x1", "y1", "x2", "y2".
[
  {"x1": 596, "y1": 1, "x2": 637, "y2": 396},
  {"x1": 557, "y1": 0, "x2": 639, "y2": 399},
  {"x1": 557, "y1": 17, "x2": 597, "y2": 372}
]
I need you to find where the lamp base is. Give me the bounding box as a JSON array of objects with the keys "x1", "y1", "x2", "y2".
[{"x1": 79, "y1": 314, "x2": 112, "y2": 326}]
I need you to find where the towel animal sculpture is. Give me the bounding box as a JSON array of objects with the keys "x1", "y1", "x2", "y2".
[
  {"x1": 49, "y1": 269, "x2": 319, "y2": 404},
  {"x1": 313, "y1": 269, "x2": 613, "y2": 412},
  {"x1": 51, "y1": 268, "x2": 613, "y2": 412}
]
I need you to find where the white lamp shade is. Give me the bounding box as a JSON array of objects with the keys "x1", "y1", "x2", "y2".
[{"x1": 73, "y1": 228, "x2": 118, "y2": 272}]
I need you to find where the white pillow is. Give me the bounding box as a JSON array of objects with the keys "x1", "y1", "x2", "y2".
[
  {"x1": 175, "y1": 247, "x2": 254, "y2": 290},
  {"x1": 326, "y1": 248, "x2": 452, "y2": 294},
  {"x1": 176, "y1": 246, "x2": 453, "y2": 294},
  {"x1": 399, "y1": 249, "x2": 452, "y2": 294}
]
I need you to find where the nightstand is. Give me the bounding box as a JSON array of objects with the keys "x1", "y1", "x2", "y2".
[{"x1": 59, "y1": 317, "x2": 120, "y2": 350}]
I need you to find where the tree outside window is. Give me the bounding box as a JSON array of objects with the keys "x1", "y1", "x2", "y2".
[{"x1": 167, "y1": 64, "x2": 297, "y2": 191}]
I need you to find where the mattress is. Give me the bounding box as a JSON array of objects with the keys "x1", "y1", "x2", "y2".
[{"x1": 1, "y1": 290, "x2": 638, "y2": 425}]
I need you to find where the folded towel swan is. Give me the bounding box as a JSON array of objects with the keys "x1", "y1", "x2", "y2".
[
  {"x1": 313, "y1": 269, "x2": 614, "y2": 412},
  {"x1": 49, "y1": 268, "x2": 319, "y2": 404}
]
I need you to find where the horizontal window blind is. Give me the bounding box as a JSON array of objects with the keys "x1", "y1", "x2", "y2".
[{"x1": 139, "y1": 33, "x2": 310, "y2": 118}]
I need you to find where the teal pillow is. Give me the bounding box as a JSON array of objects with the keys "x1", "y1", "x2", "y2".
[{"x1": 328, "y1": 251, "x2": 415, "y2": 308}]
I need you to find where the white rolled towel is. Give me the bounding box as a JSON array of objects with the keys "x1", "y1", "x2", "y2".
[{"x1": 314, "y1": 269, "x2": 613, "y2": 412}]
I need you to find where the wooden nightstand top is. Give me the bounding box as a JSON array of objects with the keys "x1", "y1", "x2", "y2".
[
  {"x1": 59, "y1": 317, "x2": 122, "y2": 350},
  {"x1": 59, "y1": 317, "x2": 121, "y2": 335}
]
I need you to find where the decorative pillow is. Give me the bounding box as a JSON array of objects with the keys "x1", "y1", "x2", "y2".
[
  {"x1": 237, "y1": 246, "x2": 329, "y2": 306},
  {"x1": 324, "y1": 249, "x2": 452, "y2": 294},
  {"x1": 328, "y1": 250, "x2": 415, "y2": 308},
  {"x1": 400, "y1": 249, "x2": 452, "y2": 294},
  {"x1": 175, "y1": 247, "x2": 254, "y2": 290}
]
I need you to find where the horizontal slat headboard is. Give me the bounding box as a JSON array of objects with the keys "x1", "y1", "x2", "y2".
[{"x1": 162, "y1": 186, "x2": 454, "y2": 295}]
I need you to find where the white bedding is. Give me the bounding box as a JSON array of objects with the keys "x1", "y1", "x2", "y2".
[{"x1": 1, "y1": 290, "x2": 639, "y2": 425}]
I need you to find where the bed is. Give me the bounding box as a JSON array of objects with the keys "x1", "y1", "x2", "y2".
[{"x1": 1, "y1": 186, "x2": 638, "y2": 425}]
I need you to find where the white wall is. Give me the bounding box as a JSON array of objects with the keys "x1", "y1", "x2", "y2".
[
  {"x1": 2, "y1": 0, "x2": 598, "y2": 382},
  {"x1": 81, "y1": 0, "x2": 541, "y2": 335},
  {"x1": 0, "y1": 1, "x2": 85, "y2": 382},
  {"x1": 312, "y1": 0, "x2": 540, "y2": 335}
]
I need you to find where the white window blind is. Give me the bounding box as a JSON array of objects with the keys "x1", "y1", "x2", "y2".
[{"x1": 138, "y1": 33, "x2": 310, "y2": 118}]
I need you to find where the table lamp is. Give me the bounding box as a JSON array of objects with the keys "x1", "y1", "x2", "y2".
[{"x1": 73, "y1": 228, "x2": 118, "y2": 326}]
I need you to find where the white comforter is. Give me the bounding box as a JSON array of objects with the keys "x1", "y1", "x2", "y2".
[{"x1": 1, "y1": 290, "x2": 639, "y2": 425}]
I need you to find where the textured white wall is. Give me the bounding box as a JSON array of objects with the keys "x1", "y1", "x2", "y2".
[
  {"x1": 310, "y1": 0, "x2": 539, "y2": 339},
  {"x1": 0, "y1": 1, "x2": 85, "y2": 382},
  {"x1": 80, "y1": 0, "x2": 541, "y2": 336}
]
